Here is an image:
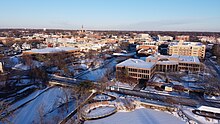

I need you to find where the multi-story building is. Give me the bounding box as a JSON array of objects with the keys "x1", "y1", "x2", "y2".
[
  {"x1": 158, "y1": 35, "x2": 174, "y2": 41},
  {"x1": 116, "y1": 59, "x2": 156, "y2": 82},
  {"x1": 217, "y1": 38, "x2": 220, "y2": 44},
  {"x1": 146, "y1": 54, "x2": 201, "y2": 72},
  {"x1": 116, "y1": 54, "x2": 201, "y2": 83},
  {"x1": 136, "y1": 45, "x2": 158, "y2": 56},
  {"x1": 137, "y1": 41, "x2": 158, "y2": 46},
  {"x1": 197, "y1": 36, "x2": 216, "y2": 43},
  {"x1": 0, "y1": 62, "x2": 3, "y2": 73},
  {"x1": 23, "y1": 47, "x2": 81, "y2": 57},
  {"x1": 175, "y1": 35, "x2": 190, "y2": 41},
  {"x1": 135, "y1": 34, "x2": 152, "y2": 42},
  {"x1": 168, "y1": 41, "x2": 206, "y2": 59}
]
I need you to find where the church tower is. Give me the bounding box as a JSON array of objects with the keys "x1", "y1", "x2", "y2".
[{"x1": 81, "y1": 25, "x2": 85, "y2": 33}]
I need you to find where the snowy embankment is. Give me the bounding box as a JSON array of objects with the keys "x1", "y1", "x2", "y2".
[
  {"x1": 85, "y1": 107, "x2": 185, "y2": 124},
  {"x1": 7, "y1": 87, "x2": 50, "y2": 112},
  {"x1": 7, "y1": 87, "x2": 73, "y2": 124},
  {"x1": 79, "y1": 59, "x2": 117, "y2": 81}
]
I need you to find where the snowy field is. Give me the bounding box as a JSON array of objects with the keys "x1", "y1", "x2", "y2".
[{"x1": 85, "y1": 108, "x2": 185, "y2": 124}]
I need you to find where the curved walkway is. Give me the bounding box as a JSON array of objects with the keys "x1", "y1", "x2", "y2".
[{"x1": 82, "y1": 101, "x2": 117, "y2": 120}]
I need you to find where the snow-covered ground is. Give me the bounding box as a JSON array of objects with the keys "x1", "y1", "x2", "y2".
[
  {"x1": 85, "y1": 107, "x2": 185, "y2": 124},
  {"x1": 7, "y1": 87, "x2": 49, "y2": 112},
  {"x1": 180, "y1": 75, "x2": 198, "y2": 82},
  {"x1": 7, "y1": 87, "x2": 73, "y2": 124},
  {"x1": 15, "y1": 79, "x2": 32, "y2": 86},
  {"x1": 79, "y1": 59, "x2": 117, "y2": 81},
  {"x1": 80, "y1": 67, "x2": 106, "y2": 81},
  {"x1": 114, "y1": 81, "x2": 135, "y2": 90}
]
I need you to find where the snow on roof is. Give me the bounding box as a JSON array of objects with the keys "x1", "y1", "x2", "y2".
[
  {"x1": 169, "y1": 42, "x2": 205, "y2": 47},
  {"x1": 26, "y1": 47, "x2": 79, "y2": 54},
  {"x1": 197, "y1": 106, "x2": 220, "y2": 114},
  {"x1": 13, "y1": 64, "x2": 30, "y2": 70},
  {"x1": 172, "y1": 55, "x2": 200, "y2": 64},
  {"x1": 117, "y1": 58, "x2": 155, "y2": 69},
  {"x1": 113, "y1": 52, "x2": 136, "y2": 57}
]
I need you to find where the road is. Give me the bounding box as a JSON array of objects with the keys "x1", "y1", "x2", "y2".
[
  {"x1": 108, "y1": 87, "x2": 220, "y2": 108},
  {"x1": 205, "y1": 59, "x2": 220, "y2": 79}
]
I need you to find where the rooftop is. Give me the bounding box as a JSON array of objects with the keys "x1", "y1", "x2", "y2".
[
  {"x1": 25, "y1": 47, "x2": 79, "y2": 54},
  {"x1": 172, "y1": 55, "x2": 200, "y2": 64},
  {"x1": 117, "y1": 58, "x2": 155, "y2": 69},
  {"x1": 170, "y1": 42, "x2": 205, "y2": 47},
  {"x1": 146, "y1": 54, "x2": 200, "y2": 64}
]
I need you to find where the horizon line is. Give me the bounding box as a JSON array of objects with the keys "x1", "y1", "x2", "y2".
[{"x1": 0, "y1": 28, "x2": 220, "y2": 33}]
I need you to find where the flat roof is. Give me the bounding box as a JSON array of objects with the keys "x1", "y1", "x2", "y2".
[
  {"x1": 146, "y1": 54, "x2": 200, "y2": 64},
  {"x1": 197, "y1": 106, "x2": 220, "y2": 114},
  {"x1": 169, "y1": 42, "x2": 205, "y2": 47},
  {"x1": 25, "y1": 47, "x2": 79, "y2": 54},
  {"x1": 117, "y1": 58, "x2": 155, "y2": 69},
  {"x1": 172, "y1": 55, "x2": 200, "y2": 64}
]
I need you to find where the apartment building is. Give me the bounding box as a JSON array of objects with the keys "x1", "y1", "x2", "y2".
[{"x1": 168, "y1": 41, "x2": 206, "y2": 59}]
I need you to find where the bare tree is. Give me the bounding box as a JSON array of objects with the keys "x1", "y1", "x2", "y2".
[
  {"x1": 71, "y1": 81, "x2": 95, "y2": 123},
  {"x1": 0, "y1": 101, "x2": 11, "y2": 123},
  {"x1": 38, "y1": 104, "x2": 45, "y2": 124}
]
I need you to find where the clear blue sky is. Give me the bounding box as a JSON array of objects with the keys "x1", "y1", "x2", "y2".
[{"x1": 0, "y1": 0, "x2": 220, "y2": 31}]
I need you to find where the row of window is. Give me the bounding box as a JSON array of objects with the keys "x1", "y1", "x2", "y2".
[
  {"x1": 129, "y1": 73, "x2": 150, "y2": 79},
  {"x1": 128, "y1": 68, "x2": 150, "y2": 74},
  {"x1": 179, "y1": 67, "x2": 200, "y2": 71},
  {"x1": 179, "y1": 63, "x2": 200, "y2": 67}
]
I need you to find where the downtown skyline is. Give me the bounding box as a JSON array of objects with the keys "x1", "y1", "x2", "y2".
[{"x1": 0, "y1": 0, "x2": 220, "y2": 32}]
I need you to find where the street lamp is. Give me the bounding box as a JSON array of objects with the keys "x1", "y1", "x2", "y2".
[{"x1": 91, "y1": 89, "x2": 96, "y2": 93}]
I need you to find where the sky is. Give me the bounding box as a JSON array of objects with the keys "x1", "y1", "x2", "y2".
[{"x1": 0, "y1": 0, "x2": 220, "y2": 32}]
